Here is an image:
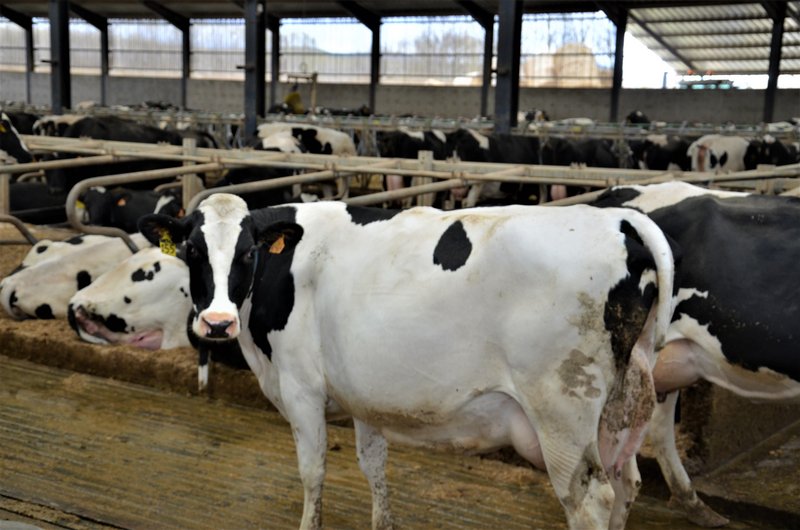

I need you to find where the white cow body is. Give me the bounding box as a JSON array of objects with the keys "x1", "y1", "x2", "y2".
[{"x1": 140, "y1": 195, "x2": 675, "y2": 530}]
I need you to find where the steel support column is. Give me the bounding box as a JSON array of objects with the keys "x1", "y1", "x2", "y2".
[
  {"x1": 70, "y1": 4, "x2": 108, "y2": 106},
  {"x1": 495, "y1": 0, "x2": 521, "y2": 134},
  {"x1": 338, "y1": 2, "x2": 380, "y2": 113},
  {"x1": 48, "y1": 0, "x2": 71, "y2": 113},
  {"x1": 458, "y1": 1, "x2": 494, "y2": 118},
  {"x1": 268, "y1": 15, "x2": 280, "y2": 111},
  {"x1": 144, "y1": 1, "x2": 190, "y2": 109},
  {"x1": 606, "y1": 5, "x2": 628, "y2": 122},
  {"x1": 0, "y1": 6, "x2": 34, "y2": 104},
  {"x1": 763, "y1": 1, "x2": 786, "y2": 123},
  {"x1": 243, "y1": 0, "x2": 266, "y2": 139}
]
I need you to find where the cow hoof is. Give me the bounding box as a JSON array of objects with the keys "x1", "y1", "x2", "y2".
[{"x1": 669, "y1": 496, "x2": 729, "y2": 527}]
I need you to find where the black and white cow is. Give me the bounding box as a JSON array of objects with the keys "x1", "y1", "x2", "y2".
[
  {"x1": 68, "y1": 247, "x2": 191, "y2": 350},
  {"x1": 257, "y1": 123, "x2": 356, "y2": 156},
  {"x1": 592, "y1": 181, "x2": 800, "y2": 527},
  {"x1": 140, "y1": 193, "x2": 675, "y2": 529},
  {"x1": 1, "y1": 112, "x2": 33, "y2": 165},
  {"x1": 0, "y1": 233, "x2": 149, "y2": 320},
  {"x1": 80, "y1": 186, "x2": 184, "y2": 233},
  {"x1": 44, "y1": 115, "x2": 186, "y2": 193},
  {"x1": 4, "y1": 111, "x2": 39, "y2": 135},
  {"x1": 630, "y1": 135, "x2": 693, "y2": 172},
  {"x1": 688, "y1": 134, "x2": 757, "y2": 173}
]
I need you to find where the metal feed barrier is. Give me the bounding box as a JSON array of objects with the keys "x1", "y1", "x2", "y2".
[{"x1": 1, "y1": 134, "x2": 799, "y2": 251}]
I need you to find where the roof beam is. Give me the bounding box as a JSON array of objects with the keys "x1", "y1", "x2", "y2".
[
  {"x1": 70, "y1": 3, "x2": 107, "y2": 29},
  {"x1": 631, "y1": 13, "x2": 766, "y2": 24},
  {"x1": 142, "y1": 1, "x2": 189, "y2": 32},
  {"x1": 763, "y1": 0, "x2": 786, "y2": 123},
  {"x1": 0, "y1": 5, "x2": 33, "y2": 30},
  {"x1": 337, "y1": 1, "x2": 380, "y2": 31},
  {"x1": 629, "y1": 11, "x2": 697, "y2": 72},
  {"x1": 456, "y1": 1, "x2": 494, "y2": 29}
]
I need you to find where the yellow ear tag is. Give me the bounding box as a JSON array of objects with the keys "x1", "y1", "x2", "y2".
[
  {"x1": 0, "y1": 123, "x2": 6, "y2": 133},
  {"x1": 269, "y1": 234, "x2": 285, "y2": 254},
  {"x1": 158, "y1": 229, "x2": 177, "y2": 257},
  {"x1": 75, "y1": 200, "x2": 86, "y2": 210}
]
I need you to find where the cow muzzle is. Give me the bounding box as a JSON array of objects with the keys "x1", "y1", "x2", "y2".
[{"x1": 196, "y1": 311, "x2": 239, "y2": 340}]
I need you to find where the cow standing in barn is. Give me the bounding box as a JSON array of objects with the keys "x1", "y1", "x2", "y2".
[
  {"x1": 593, "y1": 181, "x2": 800, "y2": 527},
  {"x1": 140, "y1": 193, "x2": 674, "y2": 530}
]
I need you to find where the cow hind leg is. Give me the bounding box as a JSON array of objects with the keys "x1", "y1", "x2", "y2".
[
  {"x1": 354, "y1": 420, "x2": 393, "y2": 530},
  {"x1": 527, "y1": 397, "x2": 615, "y2": 529},
  {"x1": 608, "y1": 457, "x2": 641, "y2": 530},
  {"x1": 647, "y1": 391, "x2": 729, "y2": 527}
]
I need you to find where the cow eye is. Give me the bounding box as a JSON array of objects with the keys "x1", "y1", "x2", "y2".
[
  {"x1": 186, "y1": 243, "x2": 200, "y2": 260},
  {"x1": 242, "y1": 246, "x2": 257, "y2": 264}
]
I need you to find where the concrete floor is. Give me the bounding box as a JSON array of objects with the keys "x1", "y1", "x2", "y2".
[{"x1": 0, "y1": 355, "x2": 778, "y2": 530}]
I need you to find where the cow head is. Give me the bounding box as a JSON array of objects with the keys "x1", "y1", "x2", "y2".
[
  {"x1": 139, "y1": 193, "x2": 302, "y2": 342},
  {"x1": 68, "y1": 248, "x2": 192, "y2": 350},
  {"x1": 0, "y1": 112, "x2": 33, "y2": 165}
]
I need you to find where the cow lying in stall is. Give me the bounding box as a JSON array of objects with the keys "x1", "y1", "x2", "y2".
[
  {"x1": 593, "y1": 181, "x2": 800, "y2": 527},
  {"x1": 139, "y1": 193, "x2": 674, "y2": 530},
  {"x1": 0, "y1": 234, "x2": 150, "y2": 320}
]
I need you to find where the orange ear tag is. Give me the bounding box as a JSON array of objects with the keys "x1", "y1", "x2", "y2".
[
  {"x1": 117, "y1": 197, "x2": 127, "y2": 207},
  {"x1": 269, "y1": 235, "x2": 286, "y2": 254}
]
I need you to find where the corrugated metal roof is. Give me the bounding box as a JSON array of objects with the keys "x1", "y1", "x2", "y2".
[
  {"x1": 628, "y1": 2, "x2": 800, "y2": 75},
  {"x1": 2, "y1": 1, "x2": 799, "y2": 76}
]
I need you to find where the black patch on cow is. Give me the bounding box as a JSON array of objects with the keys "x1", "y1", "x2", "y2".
[
  {"x1": 35, "y1": 304, "x2": 54, "y2": 319},
  {"x1": 346, "y1": 205, "x2": 399, "y2": 225},
  {"x1": 592, "y1": 188, "x2": 644, "y2": 210},
  {"x1": 719, "y1": 152, "x2": 728, "y2": 167},
  {"x1": 131, "y1": 263, "x2": 160, "y2": 282},
  {"x1": 246, "y1": 207, "x2": 301, "y2": 361},
  {"x1": 76, "y1": 270, "x2": 92, "y2": 290},
  {"x1": 67, "y1": 303, "x2": 78, "y2": 334},
  {"x1": 124, "y1": 296, "x2": 132, "y2": 304},
  {"x1": 648, "y1": 193, "x2": 800, "y2": 381},
  {"x1": 604, "y1": 220, "x2": 657, "y2": 370},
  {"x1": 179, "y1": 287, "x2": 189, "y2": 298},
  {"x1": 103, "y1": 313, "x2": 128, "y2": 333},
  {"x1": 36, "y1": 245, "x2": 48, "y2": 254},
  {"x1": 65, "y1": 235, "x2": 85, "y2": 245},
  {"x1": 433, "y1": 221, "x2": 472, "y2": 272},
  {"x1": 9, "y1": 290, "x2": 19, "y2": 310}
]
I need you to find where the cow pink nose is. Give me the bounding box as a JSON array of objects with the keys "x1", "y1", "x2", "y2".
[{"x1": 200, "y1": 312, "x2": 238, "y2": 339}]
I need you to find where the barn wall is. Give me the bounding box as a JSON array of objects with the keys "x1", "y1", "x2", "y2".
[{"x1": 2, "y1": 71, "x2": 798, "y2": 124}]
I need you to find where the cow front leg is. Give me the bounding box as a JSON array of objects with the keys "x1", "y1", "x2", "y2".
[
  {"x1": 284, "y1": 387, "x2": 328, "y2": 529},
  {"x1": 354, "y1": 419, "x2": 393, "y2": 530},
  {"x1": 647, "y1": 391, "x2": 728, "y2": 527}
]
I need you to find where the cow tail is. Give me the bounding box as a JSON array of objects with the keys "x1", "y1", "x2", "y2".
[{"x1": 622, "y1": 210, "x2": 675, "y2": 351}]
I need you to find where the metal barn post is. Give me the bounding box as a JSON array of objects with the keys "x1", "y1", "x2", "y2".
[
  {"x1": 495, "y1": 0, "x2": 521, "y2": 134},
  {"x1": 763, "y1": 1, "x2": 787, "y2": 123},
  {"x1": 339, "y1": 2, "x2": 381, "y2": 114},
  {"x1": 70, "y1": 4, "x2": 108, "y2": 106},
  {"x1": 243, "y1": 0, "x2": 266, "y2": 139},
  {"x1": 602, "y1": 4, "x2": 628, "y2": 123},
  {"x1": 0, "y1": 6, "x2": 34, "y2": 104},
  {"x1": 267, "y1": 15, "x2": 280, "y2": 111},
  {"x1": 458, "y1": 1, "x2": 495, "y2": 118},
  {"x1": 144, "y1": 1, "x2": 191, "y2": 109},
  {"x1": 48, "y1": 0, "x2": 71, "y2": 114}
]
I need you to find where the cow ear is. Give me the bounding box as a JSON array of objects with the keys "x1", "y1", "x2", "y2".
[
  {"x1": 138, "y1": 214, "x2": 187, "y2": 250},
  {"x1": 257, "y1": 222, "x2": 304, "y2": 255}
]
